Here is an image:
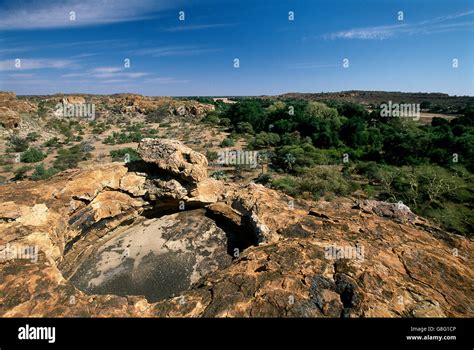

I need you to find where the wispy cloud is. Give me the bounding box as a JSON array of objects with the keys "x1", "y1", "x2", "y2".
[
  {"x1": 70, "y1": 53, "x2": 99, "y2": 59},
  {"x1": 0, "y1": 58, "x2": 76, "y2": 71},
  {"x1": 61, "y1": 66, "x2": 149, "y2": 80},
  {"x1": 0, "y1": 47, "x2": 30, "y2": 56},
  {"x1": 290, "y1": 63, "x2": 339, "y2": 69},
  {"x1": 144, "y1": 77, "x2": 190, "y2": 84},
  {"x1": 91, "y1": 67, "x2": 123, "y2": 74},
  {"x1": 8, "y1": 73, "x2": 36, "y2": 79},
  {"x1": 164, "y1": 23, "x2": 234, "y2": 32},
  {"x1": 135, "y1": 45, "x2": 220, "y2": 57},
  {"x1": 325, "y1": 9, "x2": 474, "y2": 40},
  {"x1": 0, "y1": 0, "x2": 181, "y2": 30}
]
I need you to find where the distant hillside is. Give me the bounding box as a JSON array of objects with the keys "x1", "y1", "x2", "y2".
[{"x1": 273, "y1": 91, "x2": 474, "y2": 112}]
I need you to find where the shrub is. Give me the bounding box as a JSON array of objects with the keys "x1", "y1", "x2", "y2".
[
  {"x1": 211, "y1": 170, "x2": 226, "y2": 180},
  {"x1": 272, "y1": 167, "x2": 357, "y2": 200},
  {"x1": 21, "y1": 148, "x2": 46, "y2": 163},
  {"x1": 255, "y1": 173, "x2": 272, "y2": 185},
  {"x1": 219, "y1": 118, "x2": 231, "y2": 127},
  {"x1": 146, "y1": 105, "x2": 169, "y2": 123},
  {"x1": 201, "y1": 113, "x2": 220, "y2": 125},
  {"x1": 9, "y1": 135, "x2": 29, "y2": 152},
  {"x1": 91, "y1": 122, "x2": 107, "y2": 134},
  {"x1": 31, "y1": 164, "x2": 58, "y2": 181},
  {"x1": 53, "y1": 145, "x2": 89, "y2": 171},
  {"x1": 44, "y1": 137, "x2": 60, "y2": 148},
  {"x1": 109, "y1": 148, "x2": 141, "y2": 162},
  {"x1": 206, "y1": 151, "x2": 219, "y2": 162},
  {"x1": 80, "y1": 142, "x2": 95, "y2": 153},
  {"x1": 273, "y1": 143, "x2": 329, "y2": 173},
  {"x1": 13, "y1": 165, "x2": 33, "y2": 180},
  {"x1": 248, "y1": 132, "x2": 281, "y2": 149},
  {"x1": 26, "y1": 132, "x2": 40, "y2": 142},
  {"x1": 220, "y1": 138, "x2": 235, "y2": 147},
  {"x1": 272, "y1": 176, "x2": 299, "y2": 196},
  {"x1": 236, "y1": 122, "x2": 255, "y2": 135}
]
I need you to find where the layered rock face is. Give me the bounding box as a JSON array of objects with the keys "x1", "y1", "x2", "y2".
[
  {"x1": 0, "y1": 139, "x2": 472, "y2": 317},
  {"x1": 114, "y1": 94, "x2": 214, "y2": 117},
  {"x1": 0, "y1": 91, "x2": 37, "y2": 129}
]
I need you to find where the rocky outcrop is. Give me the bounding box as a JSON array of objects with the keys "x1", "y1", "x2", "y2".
[
  {"x1": 0, "y1": 91, "x2": 37, "y2": 129},
  {"x1": 139, "y1": 138, "x2": 208, "y2": 182},
  {"x1": 62, "y1": 96, "x2": 86, "y2": 105},
  {"x1": 0, "y1": 107, "x2": 20, "y2": 129},
  {"x1": 0, "y1": 140, "x2": 472, "y2": 318},
  {"x1": 68, "y1": 209, "x2": 232, "y2": 302},
  {"x1": 114, "y1": 94, "x2": 214, "y2": 118}
]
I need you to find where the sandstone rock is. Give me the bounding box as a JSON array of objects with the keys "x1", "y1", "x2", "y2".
[
  {"x1": 146, "y1": 178, "x2": 188, "y2": 200},
  {"x1": 187, "y1": 178, "x2": 224, "y2": 203},
  {"x1": 62, "y1": 96, "x2": 86, "y2": 105},
  {"x1": 0, "y1": 91, "x2": 16, "y2": 102},
  {"x1": 114, "y1": 95, "x2": 213, "y2": 117},
  {"x1": 89, "y1": 192, "x2": 145, "y2": 222},
  {"x1": 0, "y1": 91, "x2": 37, "y2": 128},
  {"x1": 138, "y1": 138, "x2": 208, "y2": 182},
  {"x1": 0, "y1": 140, "x2": 472, "y2": 319},
  {"x1": 69, "y1": 209, "x2": 232, "y2": 302},
  {"x1": 357, "y1": 199, "x2": 417, "y2": 224},
  {"x1": 0, "y1": 107, "x2": 20, "y2": 129},
  {"x1": 120, "y1": 173, "x2": 147, "y2": 197}
]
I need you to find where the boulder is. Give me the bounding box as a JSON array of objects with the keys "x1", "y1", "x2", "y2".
[{"x1": 138, "y1": 138, "x2": 208, "y2": 182}]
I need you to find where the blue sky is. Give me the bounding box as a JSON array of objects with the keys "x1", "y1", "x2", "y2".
[{"x1": 0, "y1": 0, "x2": 473, "y2": 96}]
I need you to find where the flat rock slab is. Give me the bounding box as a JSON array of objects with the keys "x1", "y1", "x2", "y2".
[{"x1": 69, "y1": 209, "x2": 232, "y2": 302}]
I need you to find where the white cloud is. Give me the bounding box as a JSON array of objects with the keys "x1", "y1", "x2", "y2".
[
  {"x1": 144, "y1": 77, "x2": 190, "y2": 84},
  {"x1": 9, "y1": 73, "x2": 36, "y2": 78},
  {"x1": 91, "y1": 67, "x2": 123, "y2": 74},
  {"x1": 60, "y1": 67, "x2": 150, "y2": 80},
  {"x1": 325, "y1": 9, "x2": 474, "y2": 40},
  {"x1": 164, "y1": 23, "x2": 234, "y2": 32},
  {"x1": 290, "y1": 63, "x2": 340, "y2": 69},
  {"x1": 0, "y1": 58, "x2": 76, "y2": 71},
  {"x1": 0, "y1": 0, "x2": 181, "y2": 30},
  {"x1": 101, "y1": 79, "x2": 128, "y2": 84},
  {"x1": 135, "y1": 46, "x2": 219, "y2": 57}
]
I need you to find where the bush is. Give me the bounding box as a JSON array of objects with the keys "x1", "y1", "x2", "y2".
[
  {"x1": 220, "y1": 138, "x2": 235, "y2": 147},
  {"x1": 202, "y1": 113, "x2": 220, "y2": 125},
  {"x1": 53, "y1": 145, "x2": 89, "y2": 171},
  {"x1": 272, "y1": 167, "x2": 357, "y2": 200},
  {"x1": 211, "y1": 170, "x2": 226, "y2": 180},
  {"x1": 255, "y1": 173, "x2": 272, "y2": 185},
  {"x1": 109, "y1": 148, "x2": 141, "y2": 162},
  {"x1": 206, "y1": 151, "x2": 219, "y2": 162},
  {"x1": 31, "y1": 164, "x2": 58, "y2": 181},
  {"x1": 13, "y1": 165, "x2": 33, "y2": 180},
  {"x1": 26, "y1": 132, "x2": 40, "y2": 142},
  {"x1": 248, "y1": 132, "x2": 281, "y2": 149},
  {"x1": 271, "y1": 176, "x2": 299, "y2": 196},
  {"x1": 80, "y1": 142, "x2": 95, "y2": 153},
  {"x1": 9, "y1": 135, "x2": 29, "y2": 152},
  {"x1": 21, "y1": 148, "x2": 46, "y2": 163},
  {"x1": 91, "y1": 122, "x2": 108, "y2": 134},
  {"x1": 44, "y1": 137, "x2": 60, "y2": 148},
  {"x1": 236, "y1": 122, "x2": 255, "y2": 135},
  {"x1": 219, "y1": 118, "x2": 231, "y2": 127},
  {"x1": 273, "y1": 143, "x2": 333, "y2": 173},
  {"x1": 146, "y1": 105, "x2": 169, "y2": 123}
]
